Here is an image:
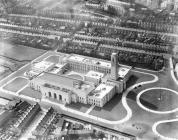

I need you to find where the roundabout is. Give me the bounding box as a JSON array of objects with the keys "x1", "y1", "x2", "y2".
[{"x1": 137, "y1": 87, "x2": 178, "y2": 114}]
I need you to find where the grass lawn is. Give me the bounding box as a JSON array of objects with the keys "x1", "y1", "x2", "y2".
[
  {"x1": 45, "y1": 55, "x2": 59, "y2": 63},
  {"x1": 140, "y1": 89, "x2": 178, "y2": 111},
  {"x1": 127, "y1": 70, "x2": 154, "y2": 88},
  {"x1": 123, "y1": 99, "x2": 167, "y2": 140},
  {"x1": 19, "y1": 87, "x2": 42, "y2": 99},
  {"x1": 0, "y1": 66, "x2": 11, "y2": 80},
  {"x1": 0, "y1": 42, "x2": 46, "y2": 61},
  {"x1": 89, "y1": 94, "x2": 127, "y2": 121},
  {"x1": 66, "y1": 102, "x2": 91, "y2": 113},
  {"x1": 157, "y1": 121, "x2": 178, "y2": 139},
  {"x1": 3, "y1": 77, "x2": 28, "y2": 92}
]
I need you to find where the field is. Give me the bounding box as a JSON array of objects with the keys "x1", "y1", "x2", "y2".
[
  {"x1": 0, "y1": 41, "x2": 46, "y2": 80},
  {"x1": 19, "y1": 87, "x2": 42, "y2": 99},
  {"x1": 45, "y1": 55, "x2": 60, "y2": 63},
  {"x1": 3, "y1": 77, "x2": 28, "y2": 93},
  {"x1": 0, "y1": 42, "x2": 46, "y2": 61},
  {"x1": 140, "y1": 89, "x2": 178, "y2": 112},
  {"x1": 89, "y1": 94, "x2": 127, "y2": 121},
  {"x1": 126, "y1": 70, "x2": 154, "y2": 88}
]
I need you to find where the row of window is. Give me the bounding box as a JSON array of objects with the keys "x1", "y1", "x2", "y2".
[
  {"x1": 78, "y1": 96, "x2": 85, "y2": 103},
  {"x1": 69, "y1": 62, "x2": 110, "y2": 74},
  {"x1": 30, "y1": 82, "x2": 40, "y2": 91},
  {"x1": 88, "y1": 98, "x2": 101, "y2": 106},
  {"x1": 48, "y1": 92, "x2": 62, "y2": 100}
]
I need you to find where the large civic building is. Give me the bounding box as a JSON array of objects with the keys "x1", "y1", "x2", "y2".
[{"x1": 28, "y1": 53, "x2": 132, "y2": 107}]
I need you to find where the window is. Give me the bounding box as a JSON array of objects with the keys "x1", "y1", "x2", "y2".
[
  {"x1": 49, "y1": 92, "x2": 52, "y2": 97},
  {"x1": 54, "y1": 93, "x2": 57, "y2": 99},
  {"x1": 59, "y1": 95, "x2": 62, "y2": 100}
]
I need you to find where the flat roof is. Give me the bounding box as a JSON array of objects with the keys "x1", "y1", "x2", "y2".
[
  {"x1": 28, "y1": 70, "x2": 40, "y2": 75},
  {"x1": 68, "y1": 55, "x2": 85, "y2": 62},
  {"x1": 49, "y1": 64, "x2": 66, "y2": 74},
  {"x1": 107, "y1": 0, "x2": 130, "y2": 5},
  {"x1": 118, "y1": 67, "x2": 130, "y2": 78},
  {"x1": 89, "y1": 83, "x2": 114, "y2": 99},
  {"x1": 36, "y1": 72, "x2": 94, "y2": 94},
  {"x1": 67, "y1": 54, "x2": 132, "y2": 78},
  {"x1": 68, "y1": 54, "x2": 111, "y2": 68},
  {"x1": 85, "y1": 71, "x2": 104, "y2": 80},
  {"x1": 33, "y1": 61, "x2": 54, "y2": 71}
]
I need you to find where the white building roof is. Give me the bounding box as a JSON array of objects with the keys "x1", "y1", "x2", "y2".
[
  {"x1": 49, "y1": 64, "x2": 66, "y2": 74},
  {"x1": 85, "y1": 71, "x2": 104, "y2": 80},
  {"x1": 118, "y1": 67, "x2": 130, "y2": 78},
  {"x1": 68, "y1": 54, "x2": 131, "y2": 78},
  {"x1": 92, "y1": 60, "x2": 111, "y2": 68},
  {"x1": 33, "y1": 61, "x2": 54, "y2": 71},
  {"x1": 91, "y1": 83, "x2": 114, "y2": 99},
  {"x1": 28, "y1": 70, "x2": 40, "y2": 75},
  {"x1": 35, "y1": 72, "x2": 94, "y2": 95},
  {"x1": 107, "y1": 0, "x2": 130, "y2": 6},
  {"x1": 68, "y1": 55, "x2": 85, "y2": 62},
  {"x1": 68, "y1": 54, "x2": 111, "y2": 68}
]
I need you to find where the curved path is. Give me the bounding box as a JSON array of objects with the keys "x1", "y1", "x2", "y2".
[
  {"x1": 137, "y1": 87, "x2": 178, "y2": 114},
  {"x1": 43, "y1": 70, "x2": 155, "y2": 125},
  {"x1": 150, "y1": 58, "x2": 178, "y2": 140},
  {"x1": 152, "y1": 118, "x2": 178, "y2": 140},
  {"x1": 120, "y1": 70, "x2": 158, "y2": 124},
  {"x1": 170, "y1": 57, "x2": 178, "y2": 85},
  {"x1": 0, "y1": 69, "x2": 158, "y2": 125}
]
